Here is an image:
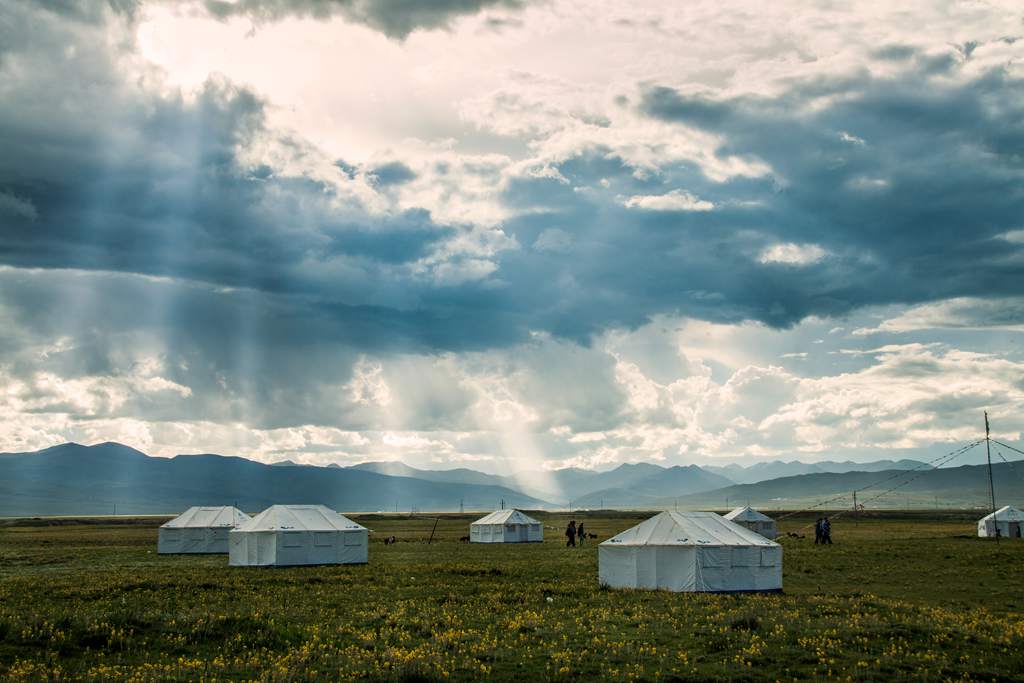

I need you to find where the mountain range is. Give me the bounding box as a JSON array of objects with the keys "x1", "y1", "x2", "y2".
[
  {"x1": 701, "y1": 458, "x2": 931, "y2": 485},
  {"x1": 1, "y1": 442, "x2": 1018, "y2": 516},
  {"x1": 0, "y1": 443, "x2": 549, "y2": 516},
  {"x1": 347, "y1": 458, "x2": 932, "y2": 504},
  {"x1": 670, "y1": 462, "x2": 1024, "y2": 509}
]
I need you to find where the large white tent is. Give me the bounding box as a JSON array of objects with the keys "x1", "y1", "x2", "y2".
[
  {"x1": 229, "y1": 505, "x2": 368, "y2": 567},
  {"x1": 158, "y1": 506, "x2": 251, "y2": 554},
  {"x1": 724, "y1": 506, "x2": 778, "y2": 539},
  {"x1": 977, "y1": 505, "x2": 1024, "y2": 539},
  {"x1": 470, "y1": 509, "x2": 543, "y2": 543},
  {"x1": 599, "y1": 511, "x2": 782, "y2": 593}
]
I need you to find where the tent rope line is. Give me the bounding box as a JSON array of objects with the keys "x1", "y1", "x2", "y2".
[
  {"x1": 788, "y1": 439, "x2": 983, "y2": 531},
  {"x1": 824, "y1": 441, "x2": 983, "y2": 524},
  {"x1": 991, "y1": 439, "x2": 1024, "y2": 463},
  {"x1": 989, "y1": 443, "x2": 1023, "y2": 498},
  {"x1": 773, "y1": 439, "x2": 984, "y2": 528},
  {"x1": 991, "y1": 446, "x2": 1017, "y2": 469}
]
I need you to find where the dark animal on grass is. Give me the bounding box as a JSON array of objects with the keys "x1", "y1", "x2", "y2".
[
  {"x1": 587, "y1": 533, "x2": 598, "y2": 539},
  {"x1": 787, "y1": 532, "x2": 805, "y2": 539},
  {"x1": 383, "y1": 535, "x2": 397, "y2": 545},
  {"x1": 459, "y1": 535, "x2": 470, "y2": 542}
]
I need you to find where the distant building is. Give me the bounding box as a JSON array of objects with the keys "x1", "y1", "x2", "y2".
[
  {"x1": 158, "y1": 506, "x2": 251, "y2": 554},
  {"x1": 229, "y1": 505, "x2": 368, "y2": 566},
  {"x1": 599, "y1": 511, "x2": 782, "y2": 592},
  {"x1": 724, "y1": 505, "x2": 778, "y2": 539},
  {"x1": 470, "y1": 509, "x2": 543, "y2": 543},
  {"x1": 977, "y1": 505, "x2": 1024, "y2": 538}
]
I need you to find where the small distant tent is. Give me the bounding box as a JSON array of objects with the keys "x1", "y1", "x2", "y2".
[
  {"x1": 599, "y1": 511, "x2": 782, "y2": 593},
  {"x1": 470, "y1": 509, "x2": 543, "y2": 543},
  {"x1": 229, "y1": 505, "x2": 368, "y2": 567},
  {"x1": 724, "y1": 506, "x2": 778, "y2": 539},
  {"x1": 158, "y1": 506, "x2": 251, "y2": 554},
  {"x1": 978, "y1": 505, "x2": 1024, "y2": 539}
]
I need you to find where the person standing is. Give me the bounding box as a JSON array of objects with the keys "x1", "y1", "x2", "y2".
[
  {"x1": 822, "y1": 516, "x2": 833, "y2": 544},
  {"x1": 814, "y1": 517, "x2": 823, "y2": 545},
  {"x1": 577, "y1": 521, "x2": 586, "y2": 546},
  {"x1": 565, "y1": 520, "x2": 576, "y2": 547}
]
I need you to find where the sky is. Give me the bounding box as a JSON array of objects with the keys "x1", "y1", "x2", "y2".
[{"x1": 1, "y1": 0, "x2": 1024, "y2": 473}]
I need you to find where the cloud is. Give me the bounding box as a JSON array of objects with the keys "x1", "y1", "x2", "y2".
[
  {"x1": 759, "y1": 344, "x2": 1024, "y2": 451},
  {"x1": 845, "y1": 176, "x2": 890, "y2": 192},
  {"x1": 368, "y1": 160, "x2": 417, "y2": 186},
  {"x1": 199, "y1": 0, "x2": 527, "y2": 39},
  {"x1": 532, "y1": 228, "x2": 572, "y2": 253},
  {"x1": 620, "y1": 190, "x2": 714, "y2": 212},
  {"x1": 0, "y1": 191, "x2": 37, "y2": 220},
  {"x1": 3, "y1": 1, "x2": 1024, "y2": 470},
  {"x1": 853, "y1": 298, "x2": 1024, "y2": 335},
  {"x1": 635, "y1": 59, "x2": 1024, "y2": 322},
  {"x1": 758, "y1": 243, "x2": 828, "y2": 266}
]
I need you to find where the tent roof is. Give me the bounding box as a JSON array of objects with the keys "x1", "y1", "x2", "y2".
[
  {"x1": 723, "y1": 506, "x2": 775, "y2": 523},
  {"x1": 471, "y1": 509, "x2": 540, "y2": 526},
  {"x1": 234, "y1": 505, "x2": 366, "y2": 532},
  {"x1": 979, "y1": 505, "x2": 1024, "y2": 522},
  {"x1": 161, "y1": 506, "x2": 250, "y2": 528},
  {"x1": 600, "y1": 511, "x2": 779, "y2": 548}
]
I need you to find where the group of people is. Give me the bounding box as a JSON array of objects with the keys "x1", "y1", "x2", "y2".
[
  {"x1": 814, "y1": 516, "x2": 833, "y2": 544},
  {"x1": 565, "y1": 520, "x2": 586, "y2": 547}
]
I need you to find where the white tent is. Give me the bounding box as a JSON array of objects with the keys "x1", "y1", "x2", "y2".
[
  {"x1": 599, "y1": 511, "x2": 782, "y2": 593},
  {"x1": 470, "y1": 509, "x2": 543, "y2": 543},
  {"x1": 724, "y1": 506, "x2": 778, "y2": 539},
  {"x1": 229, "y1": 505, "x2": 368, "y2": 566},
  {"x1": 158, "y1": 506, "x2": 251, "y2": 554},
  {"x1": 977, "y1": 505, "x2": 1024, "y2": 539}
]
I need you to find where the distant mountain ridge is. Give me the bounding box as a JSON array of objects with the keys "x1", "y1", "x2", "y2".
[
  {"x1": 349, "y1": 461, "x2": 560, "y2": 502},
  {"x1": 567, "y1": 465, "x2": 734, "y2": 508},
  {"x1": 670, "y1": 462, "x2": 1024, "y2": 509},
  {"x1": 702, "y1": 458, "x2": 930, "y2": 484},
  {"x1": 0, "y1": 443, "x2": 551, "y2": 516},
  {"x1": 351, "y1": 460, "x2": 734, "y2": 506},
  {"x1": 3, "y1": 442, "x2": 1009, "y2": 517}
]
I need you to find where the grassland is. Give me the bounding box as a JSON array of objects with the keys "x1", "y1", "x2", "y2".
[{"x1": 1, "y1": 510, "x2": 1023, "y2": 681}]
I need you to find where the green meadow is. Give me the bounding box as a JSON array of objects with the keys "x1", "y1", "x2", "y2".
[{"x1": 1, "y1": 511, "x2": 1023, "y2": 681}]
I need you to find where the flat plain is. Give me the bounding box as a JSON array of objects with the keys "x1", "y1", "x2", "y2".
[{"x1": 1, "y1": 510, "x2": 1022, "y2": 681}]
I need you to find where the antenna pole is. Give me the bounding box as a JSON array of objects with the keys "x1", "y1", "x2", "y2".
[{"x1": 985, "y1": 411, "x2": 999, "y2": 543}]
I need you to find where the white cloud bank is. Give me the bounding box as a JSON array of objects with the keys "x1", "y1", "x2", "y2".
[
  {"x1": 621, "y1": 190, "x2": 715, "y2": 212},
  {"x1": 758, "y1": 243, "x2": 828, "y2": 266}
]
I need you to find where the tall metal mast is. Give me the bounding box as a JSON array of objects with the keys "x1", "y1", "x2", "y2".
[{"x1": 985, "y1": 411, "x2": 998, "y2": 542}]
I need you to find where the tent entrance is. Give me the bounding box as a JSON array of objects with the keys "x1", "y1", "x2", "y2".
[{"x1": 1009, "y1": 522, "x2": 1021, "y2": 538}]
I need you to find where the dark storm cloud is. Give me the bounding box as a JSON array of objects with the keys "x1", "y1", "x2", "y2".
[
  {"x1": 630, "y1": 60, "x2": 1024, "y2": 326},
  {"x1": 367, "y1": 161, "x2": 417, "y2": 187},
  {"x1": 201, "y1": 0, "x2": 527, "y2": 39},
  {"x1": 0, "y1": 1, "x2": 464, "y2": 310},
  {"x1": 4, "y1": 0, "x2": 1024, "y2": 382}
]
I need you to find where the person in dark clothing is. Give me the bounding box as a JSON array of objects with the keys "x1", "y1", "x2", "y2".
[
  {"x1": 577, "y1": 521, "x2": 585, "y2": 546},
  {"x1": 565, "y1": 520, "x2": 576, "y2": 547},
  {"x1": 821, "y1": 516, "x2": 833, "y2": 544},
  {"x1": 814, "y1": 517, "x2": 823, "y2": 545}
]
